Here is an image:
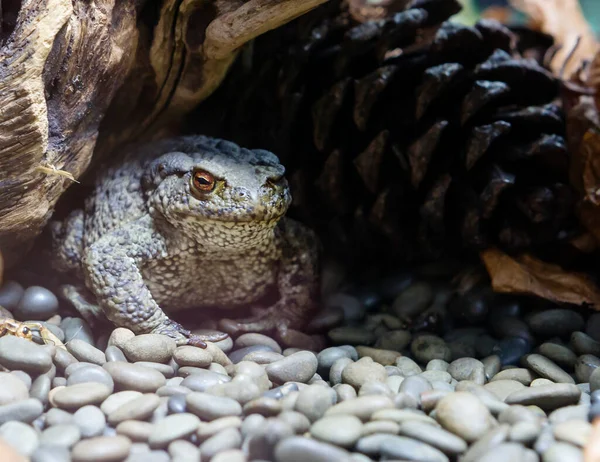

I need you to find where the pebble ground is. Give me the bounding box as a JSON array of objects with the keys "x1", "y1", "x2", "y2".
[{"x1": 0, "y1": 264, "x2": 599, "y2": 461}]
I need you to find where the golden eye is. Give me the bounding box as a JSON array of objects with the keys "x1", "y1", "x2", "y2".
[{"x1": 191, "y1": 170, "x2": 216, "y2": 193}]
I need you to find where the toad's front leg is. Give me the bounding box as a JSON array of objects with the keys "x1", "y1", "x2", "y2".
[
  {"x1": 219, "y1": 218, "x2": 321, "y2": 349},
  {"x1": 83, "y1": 220, "x2": 217, "y2": 347}
]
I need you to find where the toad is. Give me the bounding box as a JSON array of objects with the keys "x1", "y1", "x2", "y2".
[{"x1": 51, "y1": 136, "x2": 320, "y2": 348}]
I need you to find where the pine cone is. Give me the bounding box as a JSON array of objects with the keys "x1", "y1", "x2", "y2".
[{"x1": 193, "y1": 0, "x2": 578, "y2": 266}]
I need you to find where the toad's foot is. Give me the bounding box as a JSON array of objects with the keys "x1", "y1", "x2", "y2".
[
  {"x1": 151, "y1": 319, "x2": 229, "y2": 348},
  {"x1": 219, "y1": 309, "x2": 319, "y2": 350}
]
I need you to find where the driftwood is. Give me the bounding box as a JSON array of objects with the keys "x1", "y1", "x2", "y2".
[{"x1": 0, "y1": 0, "x2": 326, "y2": 268}]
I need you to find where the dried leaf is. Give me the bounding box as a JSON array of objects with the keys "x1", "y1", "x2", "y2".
[
  {"x1": 509, "y1": 0, "x2": 599, "y2": 79},
  {"x1": 481, "y1": 247, "x2": 600, "y2": 307},
  {"x1": 580, "y1": 129, "x2": 600, "y2": 205}
]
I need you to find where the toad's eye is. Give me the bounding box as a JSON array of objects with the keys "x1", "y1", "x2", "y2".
[{"x1": 191, "y1": 170, "x2": 216, "y2": 193}]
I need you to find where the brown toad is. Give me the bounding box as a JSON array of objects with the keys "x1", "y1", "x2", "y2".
[{"x1": 50, "y1": 136, "x2": 320, "y2": 347}]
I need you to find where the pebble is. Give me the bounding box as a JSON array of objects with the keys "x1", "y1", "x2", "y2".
[
  {"x1": 342, "y1": 357, "x2": 387, "y2": 388},
  {"x1": 73, "y1": 405, "x2": 106, "y2": 438},
  {"x1": 67, "y1": 364, "x2": 114, "y2": 392},
  {"x1": 234, "y1": 333, "x2": 282, "y2": 354},
  {"x1": 265, "y1": 351, "x2": 318, "y2": 384},
  {"x1": 326, "y1": 395, "x2": 393, "y2": 421},
  {"x1": 374, "y1": 330, "x2": 412, "y2": 351},
  {"x1": 553, "y1": 420, "x2": 591, "y2": 447},
  {"x1": 0, "y1": 336, "x2": 53, "y2": 374},
  {"x1": 528, "y1": 309, "x2": 584, "y2": 337},
  {"x1": 107, "y1": 393, "x2": 161, "y2": 425},
  {"x1": 103, "y1": 361, "x2": 166, "y2": 392},
  {"x1": 484, "y1": 380, "x2": 525, "y2": 401},
  {"x1": 0, "y1": 280, "x2": 24, "y2": 309},
  {"x1": 355, "y1": 346, "x2": 401, "y2": 366},
  {"x1": 51, "y1": 383, "x2": 111, "y2": 410},
  {"x1": 0, "y1": 398, "x2": 44, "y2": 425},
  {"x1": 522, "y1": 354, "x2": 575, "y2": 384},
  {"x1": 116, "y1": 420, "x2": 154, "y2": 442},
  {"x1": 30, "y1": 374, "x2": 51, "y2": 405},
  {"x1": 14, "y1": 286, "x2": 59, "y2": 320},
  {"x1": 181, "y1": 369, "x2": 230, "y2": 392},
  {"x1": 571, "y1": 331, "x2": 600, "y2": 356},
  {"x1": 199, "y1": 427, "x2": 242, "y2": 459},
  {"x1": 31, "y1": 445, "x2": 71, "y2": 462},
  {"x1": 310, "y1": 415, "x2": 362, "y2": 447},
  {"x1": 505, "y1": 384, "x2": 582, "y2": 411},
  {"x1": 0, "y1": 372, "x2": 29, "y2": 405},
  {"x1": 172, "y1": 346, "x2": 212, "y2": 368},
  {"x1": 380, "y1": 435, "x2": 450, "y2": 462},
  {"x1": 491, "y1": 368, "x2": 535, "y2": 385},
  {"x1": 67, "y1": 339, "x2": 106, "y2": 365},
  {"x1": 168, "y1": 439, "x2": 201, "y2": 461},
  {"x1": 396, "y1": 357, "x2": 422, "y2": 376},
  {"x1": 274, "y1": 436, "x2": 352, "y2": 462},
  {"x1": 398, "y1": 420, "x2": 467, "y2": 454},
  {"x1": 0, "y1": 421, "x2": 39, "y2": 457},
  {"x1": 122, "y1": 335, "x2": 176, "y2": 363},
  {"x1": 576, "y1": 354, "x2": 600, "y2": 383},
  {"x1": 542, "y1": 442, "x2": 584, "y2": 462},
  {"x1": 538, "y1": 343, "x2": 578, "y2": 368},
  {"x1": 435, "y1": 392, "x2": 494, "y2": 442},
  {"x1": 39, "y1": 424, "x2": 81, "y2": 448},
  {"x1": 71, "y1": 435, "x2": 132, "y2": 462},
  {"x1": 411, "y1": 334, "x2": 452, "y2": 363},
  {"x1": 108, "y1": 328, "x2": 135, "y2": 350},
  {"x1": 186, "y1": 392, "x2": 242, "y2": 420},
  {"x1": 328, "y1": 327, "x2": 375, "y2": 345},
  {"x1": 148, "y1": 413, "x2": 200, "y2": 448},
  {"x1": 294, "y1": 384, "x2": 334, "y2": 422}
]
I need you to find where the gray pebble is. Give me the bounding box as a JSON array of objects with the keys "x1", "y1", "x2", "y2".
[
  {"x1": 0, "y1": 371, "x2": 29, "y2": 405},
  {"x1": 121, "y1": 334, "x2": 176, "y2": 363},
  {"x1": 522, "y1": 354, "x2": 574, "y2": 384},
  {"x1": 199, "y1": 427, "x2": 242, "y2": 460},
  {"x1": 45, "y1": 408, "x2": 74, "y2": 427},
  {"x1": 168, "y1": 439, "x2": 201, "y2": 461},
  {"x1": 399, "y1": 376, "x2": 432, "y2": 404},
  {"x1": 53, "y1": 348, "x2": 78, "y2": 372},
  {"x1": 396, "y1": 357, "x2": 422, "y2": 376},
  {"x1": 342, "y1": 357, "x2": 387, "y2": 389},
  {"x1": 51, "y1": 383, "x2": 111, "y2": 410},
  {"x1": 71, "y1": 435, "x2": 132, "y2": 462},
  {"x1": 197, "y1": 415, "x2": 242, "y2": 441},
  {"x1": 234, "y1": 333, "x2": 282, "y2": 353},
  {"x1": 274, "y1": 436, "x2": 352, "y2": 462},
  {"x1": 211, "y1": 449, "x2": 245, "y2": 462},
  {"x1": 181, "y1": 369, "x2": 231, "y2": 392},
  {"x1": 361, "y1": 420, "x2": 400, "y2": 436},
  {"x1": 167, "y1": 393, "x2": 187, "y2": 413},
  {"x1": 380, "y1": 435, "x2": 449, "y2": 462},
  {"x1": 325, "y1": 395, "x2": 393, "y2": 421},
  {"x1": 484, "y1": 380, "x2": 526, "y2": 401},
  {"x1": 491, "y1": 368, "x2": 535, "y2": 385},
  {"x1": 359, "y1": 381, "x2": 393, "y2": 397},
  {"x1": 293, "y1": 384, "x2": 334, "y2": 422},
  {"x1": 435, "y1": 392, "x2": 493, "y2": 442},
  {"x1": 100, "y1": 391, "x2": 142, "y2": 415},
  {"x1": 571, "y1": 331, "x2": 600, "y2": 356},
  {"x1": 134, "y1": 362, "x2": 174, "y2": 378},
  {"x1": 30, "y1": 374, "x2": 51, "y2": 405},
  {"x1": 334, "y1": 383, "x2": 358, "y2": 402},
  {"x1": 477, "y1": 442, "x2": 533, "y2": 462},
  {"x1": 105, "y1": 345, "x2": 128, "y2": 363},
  {"x1": 148, "y1": 412, "x2": 200, "y2": 448},
  {"x1": 116, "y1": 420, "x2": 154, "y2": 442},
  {"x1": 0, "y1": 421, "x2": 39, "y2": 457},
  {"x1": 498, "y1": 405, "x2": 540, "y2": 425},
  {"x1": 9, "y1": 370, "x2": 31, "y2": 390},
  {"x1": 31, "y1": 445, "x2": 71, "y2": 462},
  {"x1": 108, "y1": 393, "x2": 161, "y2": 425},
  {"x1": 461, "y1": 424, "x2": 510, "y2": 462},
  {"x1": 0, "y1": 336, "x2": 53, "y2": 374},
  {"x1": 411, "y1": 334, "x2": 452, "y2": 363},
  {"x1": 262, "y1": 382, "x2": 298, "y2": 400},
  {"x1": 538, "y1": 343, "x2": 578, "y2": 368},
  {"x1": 0, "y1": 280, "x2": 24, "y2": 309},
  {"x1": 448, "y1": 358, "x2": 486, "y2": 384},
  {"x1": 0, "y1": 398, "x2": 43, "y2": 425},
  {"x1": 427, "y1": 359, "x2": 450, "y2": 371},
  {"x1": 330, "y1": 357, "x2": 353, "y2": 385},
  {"x1": 67, "y1": 339, "x2": 106, "y2": 366},
  {"x1": 61, "y1": 317, "x2": 94, "y2": 345},
  {"x1": 553, "y1": 420, "x2": 591, "y2": 447},
  {"x1": 528, "y1": 309, "x2": 584, "y2": 337},
  {"x1": 73, "y1": 405, "x2": 106, "y2": 438},
  {"x1": 542, "y1": 442, "x2": 583, "y2": 462},
  {"x1": 310, "y1": 415, "x2": 363, "y2": 447},
  {"x1": 328, "y1": 327, "x2": 375, "y2": 346},
  {"x1": 506, "y1": 383, "x2": 581, "y2": 411},
  {"x1": 242, "y1": 350, "x2": 284, "y2": 364},
  {"x1": 15, "y1": 286, "x2": 59, "y2": 320},
  {"x1": 103, "y1": 361, "x2": 166, "y2": 392},
  {"x1": 509, "y1": 421, "x2": 541, "y2": 444},
  {"x1": 186, "y1": 392, "x2": 242, "y2": 420},
  {"x1": 172, "y1": 345, "x2": 212, "y2": 367},
  {"x1": 375, "y1": 329, "x2": 412, "y2": 351},
  {"x1": 278, "y1": 411, "x2": 311, "y2": 434},
  {"x1": 549, "y1": 404, "x2": 588, "y2": 424},
  {"x1": 67, "y1": 363, "x2": 114, "y2": 392},
  {"x1": 248, "y1": 417, "x2": 294, "y2": 460},
  {"x1": 398, "y1": 420, "x2": 467, "y2": 454},
  {"x1": 576, "y1": 354, "x2": 600, "y2": 383},
  {"x1": 392, "y1": 282, "x2": 433, "y2": 319},
  {"x1": 40, "y1": 424, "x2": 81, "y2": 448},
  {"x1": 265, "y1": 351, "x2": 318, "y2": 384},
  {"x1": 317, "y1": 347, "x2": 355, "y2": 372}
]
